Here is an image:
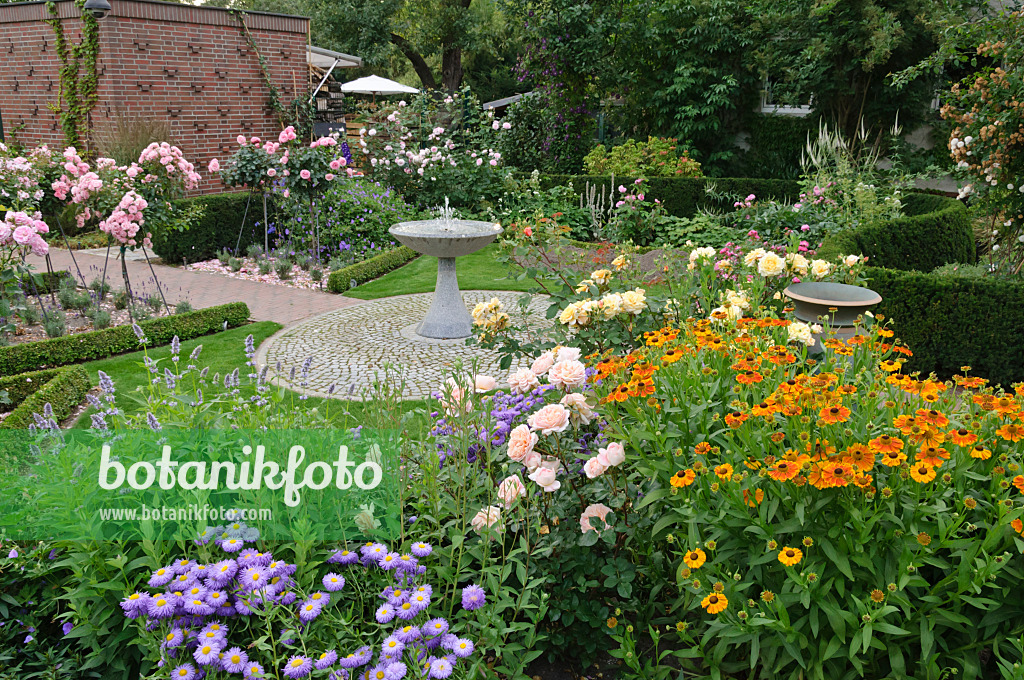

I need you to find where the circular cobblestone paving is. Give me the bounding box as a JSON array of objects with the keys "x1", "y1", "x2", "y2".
[{"x1": 257, "y1": 291, "x2": 549, "y2": 400}]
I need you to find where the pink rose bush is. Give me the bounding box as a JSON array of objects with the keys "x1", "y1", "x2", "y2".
[{"x1": 358, "y1": 89, "x2": 509, "y2": 208}]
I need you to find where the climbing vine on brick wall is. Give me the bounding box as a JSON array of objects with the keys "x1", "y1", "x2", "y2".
[{"x1": 44, "y1": 0, "x2": 101, "y2": 149}]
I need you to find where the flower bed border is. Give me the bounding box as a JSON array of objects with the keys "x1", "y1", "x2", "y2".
[
  {"x1": 532, "y1": 174, "x2": 802, "y2": 218},
  {"x1": 0, "y1": 365, "x2": 90, "y2": 429},
  {"x1": 0, "y1": 302, "x2": 251, "y2": 378},
  {"x1": 326, "y1": 246, "x2": 419, "y2": 293}
]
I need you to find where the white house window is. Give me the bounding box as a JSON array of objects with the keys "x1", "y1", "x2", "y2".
[{"x1": 759, "y1": 78, "x2": 813, "y2": 117}]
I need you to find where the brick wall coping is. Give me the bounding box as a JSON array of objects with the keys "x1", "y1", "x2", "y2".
[{"x1": 0, "y1": 0, "x2": 309, "y2": 33}]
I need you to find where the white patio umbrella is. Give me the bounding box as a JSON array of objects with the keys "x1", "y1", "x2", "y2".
[{"x1": 340, "y1": 75, "x2": 419, "y2": 99}]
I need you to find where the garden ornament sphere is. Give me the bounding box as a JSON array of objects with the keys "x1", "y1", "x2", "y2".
[
  {"x1": 388, "y1": 219, "x2": 503, "y2": 339},
  {"x1": 784, "y1": 281, "x2": 882, "y2": 354},
  {"x1": 83, "y1": 0, "x2": 112, "y2": 20}
]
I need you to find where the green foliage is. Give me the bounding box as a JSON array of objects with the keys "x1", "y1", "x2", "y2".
[
  {"x1": 88, "y1": 307, "x2": 111, "y2": 330},
  {"x1": 737, "y1": 114, "x2": 817, "y2": 179},
  {"x1": 870, "y1": 266, "x2": 1024, "y2": 386},
  {"x1": 43, "y1": 309, "x2": 67, "y2": 338},
  {"x1": 491, "y1": 176, "x2": 595, "y2": 241},
  {"x1": 616, "y1": 0, "x2": 760, "y2": 171},
  {"x1": 582, "y1": 138, "x2": 703, "y2": 178},
  {"x1": 498, "y1": 93, "x2": 593, "y2": 174},
  {"x1": 0, "y1": 302, "x2": 250, "y2": 377},
  {"x1": 0, "y1": 365, "x2": 90, "y2": 429},
  {"x1": 536, "y1": 174, "x2": 802, "y2": 218},
  {"x1": 326, "y1": 246, "x2": 419, "y2": 293},
  {"x1": 44, "y1": 0, "x2": 100, "y2": 148},
  {"x1": 274, "y1": 258, "x2": 293, "y2": 280},
  {"x1": 151, "y1": 192, "x2": 269, "y2": 264},
  {"x1": 817, "y1": 193, "x2": 975, "y2": 271}
]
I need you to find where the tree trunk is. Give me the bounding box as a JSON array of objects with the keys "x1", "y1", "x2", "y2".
[
  {"x1": 390, "y1": 32, "x2": 437, "y2": 90},
  {"x1": 441, "y1": 47, "x2": 463, "y2": 93}
]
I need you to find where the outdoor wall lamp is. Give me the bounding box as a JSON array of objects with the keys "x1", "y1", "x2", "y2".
[{"x1": 82, "y1": 0, "x2": 112, "y2": 20}]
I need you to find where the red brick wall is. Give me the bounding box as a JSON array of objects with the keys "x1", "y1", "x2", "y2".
[{"x1": 0, "y1": 0, "x2": 309, "y2": 193}]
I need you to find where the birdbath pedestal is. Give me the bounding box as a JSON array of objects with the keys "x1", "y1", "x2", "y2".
[
  {"x1": 388, "y1": 219, "x2": 503, "y2": 339},
  {"x1": 783, "y1": 281, "x2": 882, "y2": 354}
]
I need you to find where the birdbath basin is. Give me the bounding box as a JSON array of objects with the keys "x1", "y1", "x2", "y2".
[
  {"x1": 783, "y1": 282, "x2": 882, "y2": 353},
  {"x1": 388, "y1": 219, "x2": 503, "y2": 339}
]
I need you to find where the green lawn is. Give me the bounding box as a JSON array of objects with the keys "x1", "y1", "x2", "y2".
[
  {"x1": 344, "y1": 244, "x2": 534, "y2": 300},
  {"x1": 73, "y1": 321, "x2": 429, "y2": 430}
]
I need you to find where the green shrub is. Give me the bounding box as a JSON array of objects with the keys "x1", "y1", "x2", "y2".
[
  {"x1": 0, "y1": 365, "x2": 90, "y2": 429},
  {"x1": 228, "y1": 257, "x2": 243, "y2": 272},
  {"x1": 535, "y1": 174, "x2": 801, "y2": 219},
  {"x1": 817, "y1": 193, "x2": 975, "y2": 270},
  {"x1": 89, "y1": 308, "x2": 112, "y2": 329},
  {"x1": 326, "y1": 246, "x2": 419, "y2": 293},
  {"x1": 43, "y1": 309, "x2": 67, "y2": 338},
  {"x1": 174, "y1": 300, "x2": 193, "y2": 315},
  {"x1": 582, "y1": 137, "x2": 703, "y2": 178},
  {"x1": 0, "y1": 302, "x2": 250, "y2": 377},
  {"x1": 19, "y1": 270, "x2": 74, "y2": 295},
  {"x1": 868, "y1": 267, "x2": 1024, "y2": 387},
  {"x1": 275, "y1": 259, "x2": 293, "y2": 280},
  {"x1": 112, "y1": 289, "x2": 129, "y2": 310},
  {"x1": 151, "y1": 192, "x2": 273, "y2": 264}
]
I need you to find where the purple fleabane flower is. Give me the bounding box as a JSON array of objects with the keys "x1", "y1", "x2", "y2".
[
  {"x1": 448, "y1": 638, "x2": 474, "y2": 658},
  {"x1": 242, "y1": 661, "x2": 265, "y2": 677},
  {"x1": 297, "y1": 600, "x2": 322, "y2": 623},
  {"x1": 339, "y1": 646, "x2": 372, "y2": 668},
  {"x1": 222, "y1": 647, "x2": 248, "y2": 673},
  {"x1": 424, "y1": 618, "x2": 448, "y2": 637},
  {"x1": 282, "y1": 655, "x2": 313, "y2": 678},
  {"x1": 375, "y1": 603, "x2": 396, "y2": 624},
  {"x1": 170, "y1": 663, "x2": 197, "y2": 680},
  {"x1": 410, "y1": 542, "x2": 432, "y2": 557},
  {"x1": 461, "y1": 584, "x2": 486, "y2": 611},
  {"x1": 193, "y1": 642, "x2": 222, "y2": 666},
  {"x1": 429, "y1": 657, "x2": 453, "y2": 679},
  {"x1": 323, "y1": 573, "x2": 345, "y2": 591},
  {"x1": 314, "y1": 650, "x2": 338, "y2": 670},
  {"x1": 147, "y1": 593, "x2": 177, "y2": 618}
]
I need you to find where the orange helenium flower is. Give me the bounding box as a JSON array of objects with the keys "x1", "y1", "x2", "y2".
[{"x1": 777, "y1": 547, "x2": 803, "y2": 566}]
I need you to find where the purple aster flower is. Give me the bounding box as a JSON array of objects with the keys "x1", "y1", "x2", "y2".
[
  {"x1": 408, "y1": 592, "x2": 430, "y2": 609},
  {"x1": 395, "y1": 554, "x2": 418, "y2": 572},
  {"x1": 323, "y1": 573, "x2": 345, "y2": 592},
  {"x1": 410, "y1": 542, "x2": 432, "y2": 557},
  {"x1": 375, "y1": 603, "x2": 396, "y2": 624},
  {"x1": 366, "y1": 664, "x2": 388, "y2": 680},
  {"x1": 240, "y1": 566, "x2": 269, "y2": 591},
  {"x1": 315, "y1": 650, "x2": 338, "y2": 670},
  {"x1": 394, "y1": 601, "x2": 419, "y2": 620},
  {"x1": 193, "y1": 642, "x2": 222, "y2": 666},
  {"x1": 424, "y1": 618, "x2": 448, "y2": 637},
  {"x1": 220, "y1": 537, "x2": 245, "y2": 553},
  {"x1": 429, "y1": 657, "x2": 453, "y2": 679},
  {"x1": 210, "y1": 559, "x2": 238, "y2": 583},
  {"x1": 329, "y1": 671, "x2": 350, "y2": 680},
  {"x1": 148, "y1": 566, "x2": 174, "y2": 588},
  {"x1": 448, "y1": 638, "x2": 474, "y2": 658},
  {"x1": 243, "y1": 661, "x2": 265, "y2": 678},
  {"x1": 308, "y1": 591, "x2": 330, "y2": 607},
  {"x1": 205, "y1": 590, "x2": 228, "y2": 607},
  {"x1": 282, "y1": 655, "x2": 313, "y2": 678},
  {"x1": 162, "y1": 627, "x2": 186, "y2": 648},
  {"x1": 380, "y1": 635, "x2": 405, "y2": 658},
  {"x1": 222, "y1": 647, "x2": 248, "y2": 673},
  {"x1": 147, "y1": 593, "x2": 177, "y2": 618},
  {"x1": 413, "y1": 584, "x2": 433, "y2": 599},
  {"x1": 394, "y1": 624, "x2": 420, "y2": 644},
  {"x1": 461, "y1": 584, "x2": 486, "y2": 611},
  {"x1": 120, "y1": 591, "x2": 150, "y2": 613},
  {"x1": 379, "y1": 552, "x2": 400, "y2": 570},
  {"x1": 297, "y1": 600, "x2": 322, "y2": 623},
  {"x1": 171, "y1": 663, "x2": 197, "y2": 680},
  {"x1": 384, "y1": 662, "x2": 407, "y2": 680},
  {"x1": 339, "y1": 646, "x2": 372, "y2": 668}
]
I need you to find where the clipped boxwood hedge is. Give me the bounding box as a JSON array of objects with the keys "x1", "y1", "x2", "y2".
[
  {"x1": 0, "y1": 302, "x2": 250, "y2": 377},
  {"x1": 327, "y1": 246, "x2": 419, "y2": 293},
  {"x1": 816, "y1": 193, "x2": 975, "y2": 270},
  {"x1": 0, "y1": 366, "x2": 90, "y2": 429},
  {"x1": 151, "y1": 192, "x2": 276, "y2": 264},
  {"x1": 534, "y1": 174, "x2": 801, "y2": 219},
  {"x1": 867, "y1": 268, "x2": 1024, "y2": 387},
  {"x1": 818, "y1": 193, "x2": 1022, "y2": 386}
]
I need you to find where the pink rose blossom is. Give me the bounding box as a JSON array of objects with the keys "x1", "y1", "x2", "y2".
[
  {"x1": 527, "y1": 404, "x2": 570, "y2": 435},
  {"x1": 560, "y1": 393, "x2": 596, "y2": 425},
  {"x1": 300, "y1": 169, "x2": 311, "y2": 180},
  {"x1": 583, "y1": 457, "x2": 607, "y2": 479},
  {"x1": 530, "y1": 352, "x2": 554, "y2": 376},
  {"x1": 506, "y1": 425, "x2": 538, "y2": 462},
  {"x1": 555, "y1": 347, "x2": 581, "y2": 362},
  {"x1": 596, "y1": 442, "x2": 625, "y2": 467},
  {"x1": 267, "y1": 168, "x2": 277, "y2": 177},
  {"x1": 527, "y1": 465, "x2": 560, "y2": 492},
  {"x1": 208, "y1": 158, "x2": 220, "y2": 172},
  {"x1": 325, "y1": 173, "x2": 335, "y2": 181},
  {"x1": 547, "y1": 360, "x2": 587, "y2": 391},
  {"x1": 474, "y1": 375, "x2": 497, "y2": 392},
  {"x1": 507, "y1": 368, "x2": 539, "y2": 394},
  {"x1": 496, "y1": 475, "x2": 526, "y2": 508},
  {"x1": 470, "y1": 506, "x2": 502, "y2": 533},
  {"x1": 580, "y1": 504, "x2": 613, "y2": 533}
]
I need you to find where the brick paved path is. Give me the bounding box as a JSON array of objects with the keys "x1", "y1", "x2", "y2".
[{"x1": 28, "y1": 248, "x2": 362, "y2": 325}]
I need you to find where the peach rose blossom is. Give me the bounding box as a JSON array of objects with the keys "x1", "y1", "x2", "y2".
[
  {"x1": 474, "y1": 374, "x2": 497, "y2": 392},
  {"x1": 597, "y1": 442, "x2": 626, "y2": 467},
  {"x1": 507, "y1": 425, "x2": 538, "y2": 462},
  {"x1": 522, "y1": 451, "x2": 542, "y2": 471},
  {"x1": 530, "y1": 352, "x2": 555, "y2": 376},
  {"x1": 580, "y1": 503, "x2": 614, "y2": 533},
  {"x1": 561, "y1": 393, "x2": 596, "y2": 425},
  {"x1": 548, "y1": 360, "x2": 587, "y2": 390},
  {"x1": 583, "y1": 457, "x2": 608, "y2": 479},
  {"x1": 528, "y1": 465, "x2": 560, "y2": 492},
  {"x1": 527, "y1": 404, "x2": 570, "y2": 435},
  {"x1": 471, "y1": 505, "x2": 502, "y2": 533},
  {"x1": 439, "y1": 378, "x2": 472, "y2": 415},
  {"x1": 508, "y1": 367, "x2": 540, "y2": 394},
  {"x1": 497, "y1": 475, "x2": 527, "y2": 507}
]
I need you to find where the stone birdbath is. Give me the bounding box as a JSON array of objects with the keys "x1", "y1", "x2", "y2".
[
  {"x1": 783, "y1": 281, "x2": 882, "y2": 353},
  {"x1": 388, "y1": 218, "x2": 503, "y2": 339}
]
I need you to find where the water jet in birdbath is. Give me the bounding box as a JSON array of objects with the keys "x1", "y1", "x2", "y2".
[{"x1": 388, "y1": 201, "x2": 503, "y2": 339}]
